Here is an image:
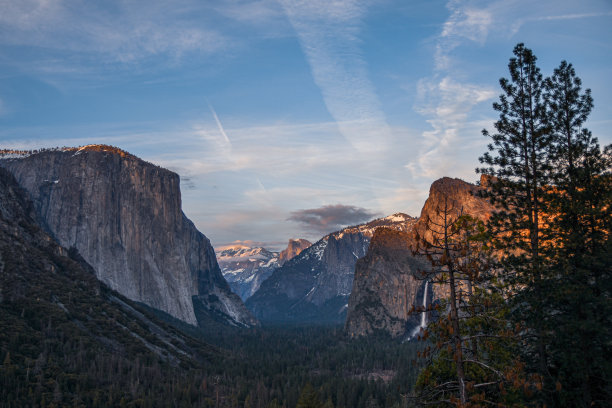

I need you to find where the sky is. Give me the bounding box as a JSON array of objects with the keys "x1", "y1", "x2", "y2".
[{"x1": 1, "y1": 0, "x2": 611, "y2": 250}]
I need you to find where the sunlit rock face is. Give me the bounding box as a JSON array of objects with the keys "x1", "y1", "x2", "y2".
[
  {"x1": 0, "y1": 145, "x2": 257, "y2": 328},
  {"x1": 345, "y1": 177, "x2": 495, "y2": 338},
  {"x1": 278, "y1": 238, "x2": 312, "y2": 265},
  {"x1": 246, "y1": 214, "x2": 417, "y2": 324},
  {"x1": 412, "y1": 176, "x2": 495, "y2": 301}
]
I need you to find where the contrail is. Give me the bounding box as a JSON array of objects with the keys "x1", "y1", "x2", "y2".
[{"x1": 208, "y1": 102, "x2": 232, "y2": 147}]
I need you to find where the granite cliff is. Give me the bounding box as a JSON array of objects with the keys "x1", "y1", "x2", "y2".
[
  {"x1": 278, "y1": 239, "x2": 311, "y2": 265},
  {"x1": 0, "y1": 145, "x2": 256, "y2": 328},
  {"x1": 246, "y1": 214, "x2": 416, "y2": 324},
  {"x1": 0, "y1": 166, "x2": 220, "y2": 404},
  {"x1": 345, "y1": 176, "x2": 495, "y2": 338},
  {"x1": 345, "y1": 228, "x2": 430, "y2": 338}
]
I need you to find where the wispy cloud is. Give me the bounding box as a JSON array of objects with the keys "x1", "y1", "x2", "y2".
[
  {"x1": 410, "y1": 0, "x2": 497, "y2": 180},
  {"x1": 412, "y1": 77, "x2": 495, "y2": 178},
  {"x1": 511, "y1": 10, "x2": 612, "y2": 34},
  {"x1": 288, "y1": 204, "x2": 378, "y2": 235},
  {"x1": 410, "y1": 0, "x2": 612, "y2": 181},
  {"x1": 435, "y1": 2, "x2": 492, "y2": 70},
  {"x1": 536, "y1": 11, "x2": 612, "y2": 21},
  {"x1": 213, "y1": 0, "x2": 284, "y2": 26},
  {"x1": 0, "y1": 0, "x2": 228, "y2": 71},
  {"x1": 278, "y1": 0, "x2": 392, "y2": 153}
]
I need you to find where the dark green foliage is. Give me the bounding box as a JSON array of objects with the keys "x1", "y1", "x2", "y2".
[
  {"x1": 412, "y1": 211, "x2": 526, "y2": 406},
  {"x1": 296, "y1": 383, "x2": 323, "y2": 408},
  {"x1": 478, "y1": 44, "x2": 612, "y2": 407},
  {"x1": 540, "y1": 61, "x2": 612, "y2": 407},
  {"x1": 181, "y1": 324, "x2": 424, "y2": 408}
]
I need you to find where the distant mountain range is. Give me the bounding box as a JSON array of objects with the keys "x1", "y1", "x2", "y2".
[
  {"x1": 217, "y1": 239, "x2": 311, "y2": 301},
  {"x1": 246, "y1": 214, "x2": 417, "y2": 324},
  {"x1": 217, "y1": 245, "x2": 280, "y2": 301}
]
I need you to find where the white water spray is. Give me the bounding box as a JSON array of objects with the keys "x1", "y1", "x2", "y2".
[{"x1": 409, "y1": 281, "x2": 429, "y2": 340}]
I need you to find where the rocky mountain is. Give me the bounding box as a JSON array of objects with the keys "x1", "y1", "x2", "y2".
[
  {"x1": 217, "y1": 244, "x2": 280, "y2": 301},
  {"x1": 0, "y1": 145, "x2": 256, "y2": 328},
  {"x1": 345, "y1": 176, "x2": 495, "y2": 338},
  {"x1": 0, "y1": 166, "x2": 219, "y2": 404},
  {"x1": 344, "y1": 228, "x2": 430, "y2": 338},
  {"x1": 278, "y1": 238, "x2": 311, "y2": 265},
  {"x1": 246, "y1": 213, "x2": 417, "y2": 324}
]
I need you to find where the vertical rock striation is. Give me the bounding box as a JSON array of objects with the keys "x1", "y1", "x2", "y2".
[
  {"x1": 0, "y1": 145, "x2": 256, "y2": 327},
  {"x1": 345, "y1": 228, "x2": 430, "y2": 338}
]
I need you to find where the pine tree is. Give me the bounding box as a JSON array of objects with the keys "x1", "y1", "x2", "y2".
[
  {"x1": 541, "y1": 60, "x2": 612, "y2": 407},
  {"x1": 479, "y1": 44, "x2": 612, "y2": 406},
  {"x1": 477, "y1": 43, "x2": 554, "y2": 395},
  {"x1": 412, "y1": 201, "x2": 525, "y2": 406},
  {"x1": 296, "y1": 383, "x2": 323, "y2": 408}
]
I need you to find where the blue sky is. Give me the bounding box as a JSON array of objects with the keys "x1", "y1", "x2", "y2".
[{"x1": 1, "y1": 0, "x2": 611, "y2": 250}]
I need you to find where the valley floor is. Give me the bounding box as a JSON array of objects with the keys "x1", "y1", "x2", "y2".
[{"x1": 156, "y1": 322, "x2": 425, "y2": 408}]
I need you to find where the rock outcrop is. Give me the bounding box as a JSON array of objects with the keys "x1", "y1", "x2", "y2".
[
  {"x1": 278, "y1": 239, "x2": 311, "y2": 265},
  {"x1": 345, "y1": 228, "x2": 430, "y2": 338},
  {"x1": 246, "y1": 214, "x2": 417, "y2": 324},
  {"x1": 0, "y1": 166, "x2": 219, "y2": 404},
  {"x1": 345, "y1": 177, "x2": 495, "y2": 338},
  {"x1": 0, "y1": 145, "x2": 256, "y2": 327}
]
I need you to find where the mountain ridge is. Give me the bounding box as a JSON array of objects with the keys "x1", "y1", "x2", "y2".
[
  {"x1": 246, "y1": 213, "x2": 417, "y2": 324},
  {"x1": 217, "y1": 245, "x2": 280, "y2": 301}
]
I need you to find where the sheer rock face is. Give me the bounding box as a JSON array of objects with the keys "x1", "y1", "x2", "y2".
[
  {"x1": 413, "y1": 176, "x2": 495, "y2": 301},
  {"x1": 345, "y1": 177, "x2": 494, "y2": 338},
  {"x1": 246, "y1": 214, "x2": 417, "y2": 324},
  {"x1": 278, "y1": 239, "x2": 311, "y2": 265},
  {"x1": 0, "y1": 146, "x2": 256, "y2": 327},
  {"x1": 0, "y1": 167, "x2": 216, "y2": 366},
  {"x1": 345, "y1": 228, "x2": 430, "y2": 338}
]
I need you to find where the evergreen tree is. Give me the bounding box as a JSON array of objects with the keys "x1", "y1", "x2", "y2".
[
  {"x1": 479, "y1": 43, "x2": 612, "y2": 406},
  {"x1": 542, "y1": 60, "x2": 612, "y2": 407},
  {"x1": 412, "y1": 201, "x2": 525, "y2": 406},
  {"x1": 477, "y1": 42, "x2": 554, "y2": 396},
  {"x1": 297, "y1": 383, "x2": 323, "y2": 408}
]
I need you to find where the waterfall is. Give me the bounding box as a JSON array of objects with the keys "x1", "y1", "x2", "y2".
[
  {"x1": 420, "y1": 280, "x2": 429, "y2": 328},
  {"x1": 408, "y1": 281, "x2": 429, "y2": 340}
]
